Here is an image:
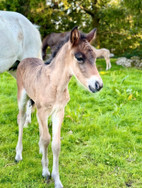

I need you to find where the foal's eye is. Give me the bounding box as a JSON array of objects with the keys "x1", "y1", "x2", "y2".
[
  {"x1": 76, "y1": 57, "x2": 84, "y2": 62},
  {"x1": 75, "y1": 53, "x2": 84, "y2": 63}
]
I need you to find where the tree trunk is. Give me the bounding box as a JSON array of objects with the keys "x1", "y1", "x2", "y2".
[{"x1": 92, "y1": 15, "x2": 100, "y2": 48}]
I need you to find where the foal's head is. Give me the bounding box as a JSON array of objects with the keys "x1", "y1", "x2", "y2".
[{"x1": 68, "y1": 27, "x2": 103, "y2": 93}]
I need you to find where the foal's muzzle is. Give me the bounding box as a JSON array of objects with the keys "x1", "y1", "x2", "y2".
[
  {"x1": 89, "y1": 81, "x2": 103, "y2": 93},
  {"x1": 88, "y1": 77, "x2": 103, "y2": 93}
]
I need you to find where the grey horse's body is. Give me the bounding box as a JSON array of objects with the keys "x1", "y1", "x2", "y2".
[{"x1": 0, "y1": 11, "x2": 42, "y2": 76}]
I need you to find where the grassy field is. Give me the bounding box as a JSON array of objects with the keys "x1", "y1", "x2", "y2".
[{"x1": 0, "y1": 59, "x2": 142, "y2": 188}]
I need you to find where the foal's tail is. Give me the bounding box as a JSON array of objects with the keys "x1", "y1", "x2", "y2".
[{"x1": 24, "y1": 99, "x2": 35, "y2": 128}]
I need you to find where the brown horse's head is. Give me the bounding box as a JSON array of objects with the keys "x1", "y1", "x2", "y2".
[{"x1": 68, "y1": 26, "x2": 103, "y2": 93}]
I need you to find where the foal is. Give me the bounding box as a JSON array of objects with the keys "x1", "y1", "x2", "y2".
[
  {"x1": 92, "y1": 47, "x2": 114, "y2": 70},
  {"x1": 15, "y1": 27, "x2": 103, "y2": 188}
]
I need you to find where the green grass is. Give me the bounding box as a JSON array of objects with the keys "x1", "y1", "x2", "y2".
[{"x1": 0, "y1": 59, "x2": 142, "y2": 188}]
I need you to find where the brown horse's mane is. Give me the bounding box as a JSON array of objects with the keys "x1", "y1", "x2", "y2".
[{"x1": 45, "y1": 31, "x2": 87, "y2": 65}]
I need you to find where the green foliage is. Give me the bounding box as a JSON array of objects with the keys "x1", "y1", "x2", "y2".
[
  {"x1": 0, "y1": 0, "x2": 66, "y2": 37},
  {"x1": 121, "y1": 48, "x2": 142, "y2": 58},
  {"x1": 122, "y1": 0, "x2": 142, "y2": 16},
  {"x1": 60, "y1": 0, "x2": 142, "y2": 56},
  {"x1": 0, "y1": 0, "x2": 141, "y2": 56},
  {"x1": 0, "y1": 60, "x2": 142, "y2": 187}
]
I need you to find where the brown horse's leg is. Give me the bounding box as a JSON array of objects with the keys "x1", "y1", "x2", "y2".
[
  {"x1": 36, "y1": 108, "x2": 51, "y2": 179},
  {"x1": 52, "y1": 109, "x2": 64, "y2": 188}
]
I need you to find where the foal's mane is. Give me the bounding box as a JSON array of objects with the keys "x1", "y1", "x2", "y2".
[{"x1": 45, "y1": 31, "x2": 87, "y2": 65}]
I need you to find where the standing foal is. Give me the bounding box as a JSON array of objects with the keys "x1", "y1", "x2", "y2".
[
  {"x1": 15, "y1": 27, "x2": 103, "y2": 188},
  {"x1": 92, "y1": 47, "x2": 113, "y2": 70}
]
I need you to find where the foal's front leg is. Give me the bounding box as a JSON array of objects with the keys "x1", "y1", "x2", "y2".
[
  {"x1": 52, "y1": 109, "x2": 64, "y2": 188},
  {"x1": 36, "y1": 108, "x2": 51, "y2": 179}
]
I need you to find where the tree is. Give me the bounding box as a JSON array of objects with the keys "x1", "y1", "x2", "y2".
[
  {"x1": 58, "y1": 0, "x2": 142, "y2": 56},
  {"x1": 0, "y1": 0, "x2": 141, "y2": 56},
  {"x1": 0, "y1": 0, "x2": 64, "y2": 37}
]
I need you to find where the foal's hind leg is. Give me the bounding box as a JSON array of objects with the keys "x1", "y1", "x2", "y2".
[
  {"x1": 37, "y1": 108, "x2": 51, "y2": 179},
  {"x1": 52, "y1": 109, "x2": 64, "y2": 188},
  {"x1": 105, "y1": 57, "x2": 111, "y2": 70},
  {"x1": 15, "y1": 89, "x2": 28, "y2": 162},
  {"x1": 9, "y1": 68, "x2": 33, "y2": 128}
]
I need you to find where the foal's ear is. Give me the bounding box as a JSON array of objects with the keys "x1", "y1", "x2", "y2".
[
  {"x1": 86, "y1": 28, "x2": 97, "y2": 43},
  {"x1": 70, "y1": 26, "x2": 80, "y2": 46}
]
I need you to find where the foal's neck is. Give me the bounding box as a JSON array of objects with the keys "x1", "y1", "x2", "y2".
[{"x1": 47, "y1": 42, "x2": 72, "y2": 93}]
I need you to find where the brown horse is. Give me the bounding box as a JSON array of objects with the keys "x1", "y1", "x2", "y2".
[
  {"x1": 42, "y1": 31, "x2": 69, "y2": 60},
  {"x1": 15, "y1": 26, "x2": 103, "y2": 188}
]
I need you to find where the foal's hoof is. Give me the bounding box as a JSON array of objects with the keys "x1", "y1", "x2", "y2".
[
  {"x1": 42, "y1": 174, "x2": 51, "y2": 184},
  {"x1": 46, "y1": 175, "x2": 51, "y2": 183},
  {"x1": 15, "y1": 158, "x2": 22, "y2": 163},
  {"x1": 42, "y1": 168, "x2": 51, "y2": 183},
  {"x1": 55, "y1": 180, "x2": 63, "y2": 188},
  {"x1": 15, "y1": 154, "x2": 22, "y2": 162},
  {"x1": 55, "y1": 183, "x2": 63, "y2": 188}
]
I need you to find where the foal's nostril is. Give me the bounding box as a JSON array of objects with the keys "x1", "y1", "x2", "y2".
[
  {"x1": 95, "y1": 81, "x2": 100, "y2": 91},
  {"x1": 95, "y1": 81, "x2": 103, "y2": 91}
]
